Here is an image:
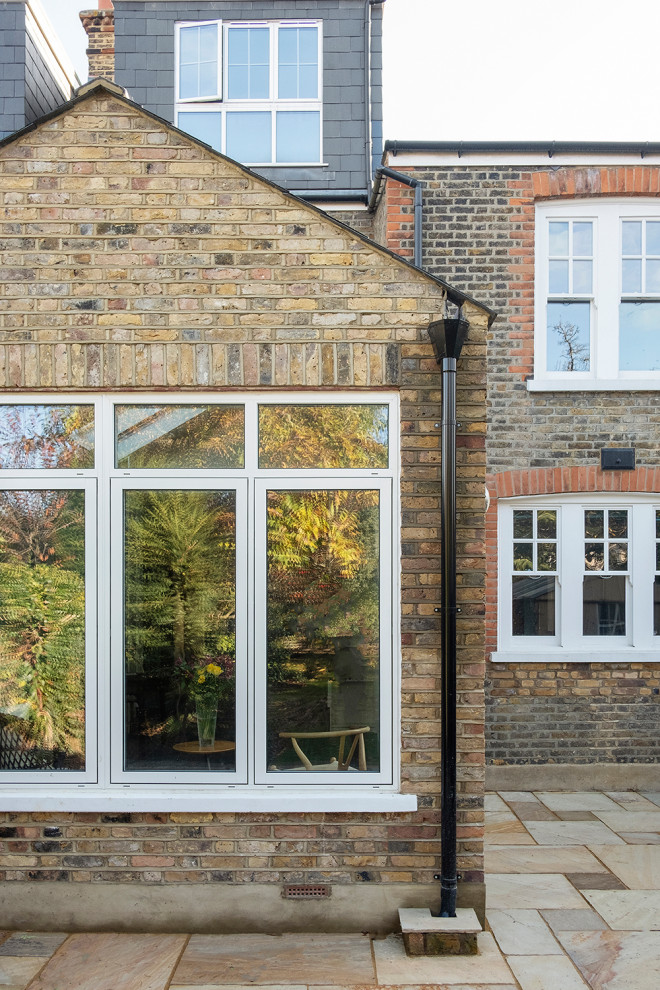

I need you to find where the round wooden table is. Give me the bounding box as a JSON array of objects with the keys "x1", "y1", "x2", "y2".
[{"x1": 173, "y1": 739, "x2": 236, "y2": 769}]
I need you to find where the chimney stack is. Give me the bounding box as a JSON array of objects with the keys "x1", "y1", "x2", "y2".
[{"x1": 80, "y1": 6, "x2": 115, "y2": 82}]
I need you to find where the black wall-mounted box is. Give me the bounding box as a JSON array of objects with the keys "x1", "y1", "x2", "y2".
[{"x1": 601, "y1": 448, "x2": 635, "y2": 470}]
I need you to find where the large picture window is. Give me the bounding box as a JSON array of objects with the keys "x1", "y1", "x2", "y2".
[
  {"x1": 495, "y1": 495, "x2": 660, "y2": 661},
  {"x1": 0, "y1": 395, "x2": 398, "y2": 806},
  {"x1": 175, "y1": 19, "x2": 322, "y2": 166}
]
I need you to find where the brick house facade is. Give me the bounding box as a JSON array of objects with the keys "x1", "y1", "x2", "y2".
[
  {"x1": 0, "y1": 82, "x2": 491, "y2": 932},
  {"x1": 372, "y1": 149, "x2": 660, "y2": 786}
]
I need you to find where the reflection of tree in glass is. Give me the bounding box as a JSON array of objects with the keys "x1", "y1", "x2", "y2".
[
  {"x1": 0, "y1": 490, "x2": 85, "y2": 756},
  {"x1": 0, "y1": 405, "x2": 93, "y2": 470},
  {"x1": 259, "y1": 405, "x2": 388, "y2": 468},
  {"x1": 124, "y1": 491, "x2": 236, "y2": 671},
  {"x1": 116, "y1": 406, "x2": 244, "y2": 469},
  {"x1": 551, "y1": 319, "x2": 589, "y2": 371}
]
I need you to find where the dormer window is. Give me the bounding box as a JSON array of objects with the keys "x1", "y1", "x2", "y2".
[{"x1": 175, "y1": 20, "x2": 322, "y2": 166}]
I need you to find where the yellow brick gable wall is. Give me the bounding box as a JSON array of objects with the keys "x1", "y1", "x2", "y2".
[{"x1": 0, "y1": 91, "x2": 489, "y2": 927}]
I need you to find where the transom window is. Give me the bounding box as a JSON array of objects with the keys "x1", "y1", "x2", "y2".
[
  {"x1": 175, "y1": 19, "x2": 322, "y2": 166},
  {"x1": 534, "y1": 201, "x2": 660, "y2": 389},
  {"x1": 496, "y1": 495, "x2": 660, "y2": 661},
  {"x1": 0, "y1": 395, "x2": 397, "y2": 804}
]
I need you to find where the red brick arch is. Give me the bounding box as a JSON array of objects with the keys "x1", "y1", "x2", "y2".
[{"x1": 532, "y1": 167, "x2": 660, "y2": 200}]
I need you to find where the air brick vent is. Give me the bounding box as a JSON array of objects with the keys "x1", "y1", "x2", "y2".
[{"x1": 282, "y1": 884, "x2": 331, "y2": 899}]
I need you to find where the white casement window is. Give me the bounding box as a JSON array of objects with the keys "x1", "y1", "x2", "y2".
[
  {"x1": 494, "y1": 495, "x2": 660, "y2": 661},
  {"x1": 0, "y1": 395, "x2": 408, "y2": 812},
  {"x1": 175, "y1": 20, "x2": 322, "y2": 166},
  {"x1": 532, "y1": 200, "x2": 660, "y2": 390}
]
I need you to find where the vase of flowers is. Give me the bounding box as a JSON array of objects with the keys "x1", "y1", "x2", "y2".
[{"x1": 175, "y1": 654, "x2": 235, "y2": 751}]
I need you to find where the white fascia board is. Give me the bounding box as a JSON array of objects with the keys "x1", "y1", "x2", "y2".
[{"x1": 383, "y1": 151, "x2": 660, "y2": 168}]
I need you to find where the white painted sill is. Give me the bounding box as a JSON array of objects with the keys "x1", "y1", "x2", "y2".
[
  {"x1": 491, "y1": 650, "x2": 660, "y2": 663},
  {"x1": 527, "y1": 378, "x2": 660, "y2": 392},
  {"x1": 0, "y1": 789, "x2": 418, "y2": 814}
]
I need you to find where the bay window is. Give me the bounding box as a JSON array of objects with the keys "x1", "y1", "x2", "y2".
[
  {"x1": 0, "y1": 395, "x2": 400, "y2": 807},
  {"x1": 495, "y1": 495, "x2": 660, "y2": 661},
  {"x1": 175, "y1": 20, "x2": 322, "y2": 166}
]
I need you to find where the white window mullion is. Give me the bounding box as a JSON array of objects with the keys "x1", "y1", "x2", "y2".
[{"x1": 596, "y1": 211, "x2": 620, "y2": 379}]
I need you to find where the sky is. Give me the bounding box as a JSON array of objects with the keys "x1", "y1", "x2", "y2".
[{"x1": 38, "y1": 0, "x2": 660, "y2": 142}]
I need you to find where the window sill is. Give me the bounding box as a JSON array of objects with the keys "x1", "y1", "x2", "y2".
[
  {"x1": 0, "y1": 789, "x2": 418, "y2": 814},
  {"x1": 491, "y1": 649, "x2": 660, "y2": 663},
  {"x1": 527, "y1": 378, "x2": 660, "y2": 392}
]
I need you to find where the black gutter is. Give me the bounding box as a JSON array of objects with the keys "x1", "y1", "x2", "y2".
[
  {"x1": 291, "y1": 189, "x2": 368, "y2": 202},
  {"x1": 368, "y1": 166, "x2": 422, "y2": 269},
  {"x1": 385, "y1": 139, "x2": 660, "y2": 159}
]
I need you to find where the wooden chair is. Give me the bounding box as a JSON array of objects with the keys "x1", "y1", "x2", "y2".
[{"x1": 278, "y1": 726, "x2": 370, "y2": 771}]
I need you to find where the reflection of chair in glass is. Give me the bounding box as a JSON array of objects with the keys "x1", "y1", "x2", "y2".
[{"x1": 278, "y1": 726, "x2": 370, "y2": 771}]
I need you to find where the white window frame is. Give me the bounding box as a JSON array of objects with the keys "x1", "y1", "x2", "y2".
[
  {"x1": 0, "y1": 393, "x2": 412, "y2": 812},
  {"x1": 531, "y1": 199, "x2": 660, "y2": 391},
  {"x1": 174, "y1": 19, "x2": 324, "y2": 167},
  {"x1": 175, "y1": 20, "x2": 223, "y2": 103},
  {"x1": 494, "y1": 493, "x2": 660, "y2": 662}
]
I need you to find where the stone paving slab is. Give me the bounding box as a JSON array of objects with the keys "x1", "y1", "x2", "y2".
[
  {"x1": 558, "y1": 930, "x2": 660, "y2": 990},
  {"x1": 486, "y1": 874, "x2": 587, "y2": 910},
  {"x1": 173, "y1": 934, "x2": 375, "y2": 986},
  {"x1": 0, "y1": 934, "x2": 67, "y2": 957},
  {"x1": 539, "y1": 909, "x2": 608, "y2": 933},
  {"x1": 373, "y1": 933, "x2": 514, "y2": 986},
  {"x1": 581, "y1": 890, "x2": 660, "y2": 930},
  {"x1": 0, "y1": 956, "x2": 51, "y2": 987},
  {"x1": 486, "y1": 910, "x2": 563, "y2": 955},
  {"x1": 588, "y1": 844, "x2": 660, "y2": 889},
  {"x1": 485, "y1": 845, "x2": 607, "y2": 875},
  {"x1": 506, "y1": 953, "x2": 589, "y2": 989},
  {"x1": 28, "y1": 933, "x2": 186, "y2": 990}
]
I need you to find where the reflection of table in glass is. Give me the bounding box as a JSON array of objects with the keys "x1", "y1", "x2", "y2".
[{"x1": 173, "y1": 739, "x2": 235, "y2": 770}]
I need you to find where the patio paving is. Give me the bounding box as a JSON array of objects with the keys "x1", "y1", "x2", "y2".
[{"x1": 1, "y1": 788, "x2": 659, "y2": 989}]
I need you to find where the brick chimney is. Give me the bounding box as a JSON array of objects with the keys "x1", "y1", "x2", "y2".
[{"x1": 80, "y1": 6, "x2": 115, "y2": 82}]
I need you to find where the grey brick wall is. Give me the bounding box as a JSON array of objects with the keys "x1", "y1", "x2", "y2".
[{"x1": 113, "y1": 0, "x2": 382, "y2": 193}]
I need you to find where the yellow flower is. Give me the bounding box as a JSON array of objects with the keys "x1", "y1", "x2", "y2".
[
  {"x1": 198, "y1": 674, "x2": 206, "y2": 684},
  {"x1": 206, "y1": 663, "x2": 223, "y2": 676}
]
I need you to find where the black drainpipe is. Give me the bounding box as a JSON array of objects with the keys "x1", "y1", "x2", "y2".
[
  {"x1": 427, "y1": 311, "x2": 470, "y2": 918},
  {"x1": 367, "y1": 166, "x2": 422, "y2": 269}
]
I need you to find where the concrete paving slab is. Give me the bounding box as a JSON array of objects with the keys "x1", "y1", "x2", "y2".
[
  {"x1": 173, "y1": 934, "x2": 375, "y2": 986},
  {"x1": 558, "y1": 930, "x2": 660, "y2": 990},
  {"x1": 28, "y1": 934, "x2": 186, "y2": 990}
]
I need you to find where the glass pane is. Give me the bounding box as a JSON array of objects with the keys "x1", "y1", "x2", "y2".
[
  {"x1": 228, "y1": 27, "x2": 248, "y2": 64},
  {"x1": 648, "y1": 222, "x2": 660, "y2": 255},
  {"x1": 177, "y1": 111, "x2": 222, "y2": 150},
  {"x1": 513, "y1": 509, "x2": 533, "y2": 539},
  {"x1": 250, "y1": 27, "x2": 270, "y2": 65},
  {"x1": 583, "y1": 575, "x2": 626, "y2": 635},
  {"x1": 276, "y1": 111, "x2": 320, "y2": 163},
  {"x1": 258, "y1": 404, "x2": 388, "y2": 469},
  {"x1": 512, "y1": 575, "x2": 555, "y2": 636},
  {"x1": 647, "y1": 259, "x2": 660, "y2": 293},
  {"x1": 657, "y1": 543, "x2": 660, "y2": 571},
  {"x1": 299, "y1": 27, "x2": 318, "y2": 63},
  {"x1": 585, "y1": 509, "x2": 604, "y2": 538},
  {"x1": 537, "y1": 509, "x2": 557, "y2": 540},
  {"x1": 573, "y1": 222, "x2": 593, "y2": 256},
  {"x1": 278, "y1": 64, "x2": 297, "y2": 99},
  {"x1": 622, "y1": 220, "x2": 642, "y2": 255},
  {"x1": 513, "y1": 543, "x2": 533, "y2": 571},
  {"x1": 654, "y1": 576, "x2": 660, "y2": 636},
  {"x1": 266, "y1": 490, "x2": 380, "y2": 773},
  {"x1": 115, "y1": 405, "x2": 244, "y2": 469},
  {"x1": 622, "y1": 258, "x2": 642, "y2": 294},
  {"x1": 619, "y1": 302, "x2": 660, "y2": 372},
  {"x1": 656, "y1": 509, "x2": 660, "y2": 540},
  {"x1": 537, "y1": 543, "x2": 557, "y2": 571},
  {"x1": 549, "y1": 221, "x2": 569, "y2": 256},
  {"x1": 547, "y1": 302, "x2": 590, "y2": 372},
  {"x1": 608, "y1": 509, "x2": 628, "y2": 538},
  {"x1": 179, "y1": 26, "x2": 198, "y2": 65},
  {"x1": 0, "y1": 489, "x2": 86, "y2": 771},
  {"x1": 299, "y1": 63, "x2": 318, "y2": 99},
  {"x1": 226, "y1": 111, "x2": 272, "y2": 163},
  {"x1": 0, "y1": 405, "x2": 94, "y2": 469},
  {"x1": 585, "y1": 543, "x2": 604, "y2": 571},
  {"x1": 279, "y1": 28, "x2": 298, "y2": 64},
  {"x1": 228, "y1": 66, "x2": 249, "y2": 100},
  {"x1": 573, "y1": 260, "x2": 592, "y2": 294},
  {"x1": 199, "y1": 60, "x2": 218, "y2": 98},
  {"x1": 179, "y1": 63, "x2": 198, "y2": 100},
  {"x1": 123, "y1": 490, "x2": 236, "y2": 773},
  {"x1": 251, "y1": 65, "x2": 269, "y2": 99},
  {"x1": 199, "y1": 23, "x2": 218, "y2": 63},
  {"x1": 609, "y1": 543, "x2": 628, "y2": 571},
  {"x1": 549, "y1": 259, "x2": 569, "y2": 294}
]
